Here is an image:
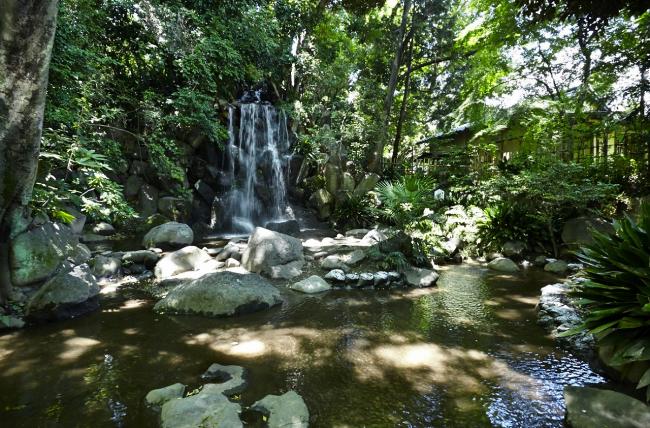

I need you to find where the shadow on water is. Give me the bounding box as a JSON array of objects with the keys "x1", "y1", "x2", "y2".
[{"x1": 0, "y1": 264, "x2": 607, "y2": 427}]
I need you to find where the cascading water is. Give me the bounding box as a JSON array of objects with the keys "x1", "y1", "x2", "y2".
[{"x1": 213, "y1": 100, "x2": 291, "y2": 233}]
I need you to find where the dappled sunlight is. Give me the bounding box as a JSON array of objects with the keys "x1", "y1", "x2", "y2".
[{"x1": 59, "y1": 337, "x2": 101, "y2": 360}]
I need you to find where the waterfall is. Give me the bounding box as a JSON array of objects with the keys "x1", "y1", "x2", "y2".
[{"x1": 214, "y1": 101, "x2": 290, "y2": 233}]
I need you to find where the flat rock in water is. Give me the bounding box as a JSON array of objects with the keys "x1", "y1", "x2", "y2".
[
  {"x1": 290, "y1": 275, "x2": 331, "y2": 294},
  {"x1": 564, "y1": 386, "x2": 650, "y2": 428},
  {"x1": 153, "y1": 271, "x2": 282, "y2": 317},
  {"x1": 404, "y1": 267, "x2": 439, "y2": 287},
  {"x1": 487, "y1": 257, "x2": 520, "y2": 273},
  {"x1": 160, "y1": 385, "x2": 242, "y2": 428},
  {"x1": 201, "y1": 364, "x2": 247, "y2": 395},
  {"x1": 145, "y1": 383, "x2": 186, "y2": 407},
  {"x1": 324, "y1": 269, "x2": 346, "y2": 283},
  {"x1": 154, "y1": 246, "x2": 212, "y2": 279},
  {"x1": 142, "y1": 222, "x2": 193, "y2": 249},
  {"x1": 544, "y1": 260, "x2": 568, "y2": 274},
  {"x1": 251, "y1": 391, "x2": 309, "y2": 428}
]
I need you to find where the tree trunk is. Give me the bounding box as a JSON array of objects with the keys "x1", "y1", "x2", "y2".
[
  {"x1": 391, "y1": 33, "x2": 414, "y2": 167},
  {"x1": 368, "y1": 0, "x2": 412, "y2": 172},
  {"x1": 0, "y1": 0, "x2": 59, "y2": 304}
]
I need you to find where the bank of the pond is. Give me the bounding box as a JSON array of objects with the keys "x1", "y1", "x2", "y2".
[{"x1": 0, "y1": 263, "x2": 616, "y2": 427}]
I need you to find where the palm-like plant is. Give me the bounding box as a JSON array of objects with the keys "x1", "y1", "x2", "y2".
[
  {"x1": 375, "y1": 175, "x2": 436, "y2": 226},
  {"x1": 567, "y1": 203, "x2": 650, "y2": 399}
]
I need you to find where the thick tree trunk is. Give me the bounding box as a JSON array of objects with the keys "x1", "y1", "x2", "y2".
[
  {"x1": 0, "y1": 0, "x2": 59, "y2": 303},
  {"x1": 368, "y1": 0, "x2": 412, "y2": 172},
  {"x1": 391, "y1": 34, "x2": 414, "y2": 166}
]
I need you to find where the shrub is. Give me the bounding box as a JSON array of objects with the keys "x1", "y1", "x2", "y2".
[
  {"x1": 567, "y1": 203, "x2": 650, "y2": 400},
  {"x1": 332, "y1": 192, "x2": 377, "y2": 229},
  {"x1": 375, "y1": 175, "x2": 436, "y2": 227}
]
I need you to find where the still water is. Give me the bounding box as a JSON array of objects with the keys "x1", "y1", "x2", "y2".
[{"x1": 0, "y1": 264, "x2": 606, "y2": 427}]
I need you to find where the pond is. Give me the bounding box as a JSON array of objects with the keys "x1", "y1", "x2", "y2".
[{"x1": 0, "y1": 264, "x2": 607, "y2": 427}]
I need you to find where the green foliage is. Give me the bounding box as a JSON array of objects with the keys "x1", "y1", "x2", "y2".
[
  {"x1": 567, "y1": 203, "x2": 650, "y2": 400},
  {"x1": 368, "y1": 246, "x2": 408, "y2": 272},
  {"x1": 375, "y1": 175, "x2": 436, "y2": 227},
  {"x1": 332, "y1": 193, "x2": 377, "y2": 229}
]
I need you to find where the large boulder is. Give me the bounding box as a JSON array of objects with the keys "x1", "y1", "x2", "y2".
[
  {"x1": 251, "y1": 391, "x2": 309, "y2": 428},
  {"x1": 121, "y1": 250, "x2": 159, "y2": 268},
  {"x1": 125, "y1": 175, "x2": 143, "y2": 198},
  {"x1": 68, "y1": 243, "x2": 92, "y2": 265},
  {"x1": 26, "y1": 264, "x2": 99, "y2": 320},
  {"x1": 341, "y1": 172, "x2": 355, "y2": 192},
  {"x1": 487, "y1": 257, "x2": 520, "y2": 273},
  {"x1": 353, "y1": 172, "x2": 380, "y2": 196},
  {"x1": 308, "y1": 189, "x2": 334, "y2": 220},
  {"x1": 242, "y1": 228, "x2": 304, "y2": 276},
  {"x1": 404, "y1": 267, "x2": 439, "y2": 288},
  {"x1": 154, "y1": 246, "x2": 212, "y2": 279},
  {"x1": 561, "y1": 217, "x2": 615, "y2": 248},
  {"x1": 91, "y1": 255, "x2": 122, "y2": 278},
  {"x1": 10, "y1": 222, "x2": 78, "y2": 286},
  {"x1": 290, "y1": 275, "x2": 331, "y2": 294},
  {"x1": 91, "y1": 222, "x2": 116, "y2": 236},
  {"x1": 564, "y1": 386, "x2": 650, "y2": 428},
  {"x1": 264, "y1": 219, "x2": 301, "y2": 237},
  {"x1": 544, "y1": 260, "x2": 568, "y2": 275},
  {"x1": 160, "y1": 384, "x2": 242, "y2": 428},
  {"x1": 324, "y1": 163, "x2": 341, "y2": 195},
  {"x1": 153, "y1": 271, "x2": 282, "y2": 317},
  {"x1": 142, "y1": 222, "x2": 193, "y2": 249},
  {"x1": 194, "y1": 180, "x2": 217, "y2": 204}
]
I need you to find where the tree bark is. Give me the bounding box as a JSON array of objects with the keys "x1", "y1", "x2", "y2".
[
  {"x1": 0, "y1": 0, "x2": 59, "y2": 303},
  {"x1": 391, "y1": 33, "x2": 414, "y2": 166},
  {"x1": 368, "y1": 0, "x2": 412, "y2": 173}
]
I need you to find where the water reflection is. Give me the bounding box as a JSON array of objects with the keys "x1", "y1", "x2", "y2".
[{"x1": 0, "y1": 265, "x2": 608, "y2": 427}]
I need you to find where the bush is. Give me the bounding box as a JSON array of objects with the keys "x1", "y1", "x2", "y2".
[
  {"x1": 567, "y1": 203, "x2": 650, "y2": 400},
  {"x1": 332, "y1": 192, "x2": 377, "y2": 229},
  {"x1": 375, "y1": 175, "x2": 436, "y2": 227}
]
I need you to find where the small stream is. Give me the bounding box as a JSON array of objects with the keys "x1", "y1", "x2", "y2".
[{"x1": 0, "y1": 264, "x2": 608, "y2": 427}]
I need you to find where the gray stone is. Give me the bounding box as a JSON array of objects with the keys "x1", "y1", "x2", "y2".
[
  {"x1": 269, "y1": 260, "x2": 305, "y2": 280},
  {"x1": 562, "y1": 217, "x2": 615, "y2": 248},
  {"x1": 154, "y1": 246, "x2": 212, "y2": 279},
  {"x1": 145, "y1": 383, "x2": 186, "y2": 407},
  {"x1": 354, "y1": 172, "x2": 380, "y2": 196},
  {"x1": 502, "y1": 240, "x2": 526, "y2": 258},
  {"x1": 404, "y1": 267, "x2": 439, "y2": 288},
  {"x1": 201, "y1": 363, "x2": 247, "y2": 395},
  {"x1": 343, "y1": 249, "x2": 366, "y2": 266},
  {"x1": 92, "y1": 222, "x2": 116, "y2": 236},
  {"x1": 158, "y1": 197, "x2": 190, "y2": 221},
  {"x1": 68, "y1": 243, "x2": 92, "y2": 265},
  {"x1": 65, "y1": 207, "x2": 87, "y2": 235},
  {"x1": 216, "y1": 242, "x2": 240, "y2": 262},
  {"x1": 358, "y1": 272, "x2": 374, "y2": 287},
  {"x1": 160, "y1": 384, "x2": 242, "y2": 428},
  {"x1": 241, "y1": 227, "x2": 304, "y2": 276},
  {"x1": 345, "y1": 273, "x2": 359, "y2": 284},
  {"x1": 544, "y1": 260, "x2": 569, "y2": 274},
  {"x1": 564, "y1": 386, "x2": 650, "y2": 428},
  {"x1": 10, "y1": 222, "x2": 78, "y2": 286},
  {"x1": 194, "y1": 180, "x2": 217, "y2": 204},
  {"x1": 125, "y1": 175, "x2": 143, "y2": 198},
  {"x1": 143, "y1": 222, "x2": 194, "y2": 249},
  {"x1": 387, "y1": 271, "x2": 402, "y2": 285},
  {"x1": 320, "y1": 255, "x2": 349, "y2": 271},
  {"x1": 341, "y1": 172, "x2": 355, "y2": 192},
  {"x1": 324, "y1": 269, "x2": 346, "y2": 283},
  {"x1": 361, "y1": 229, "x2": 387, "y2": 244},
  {"x1": 264, "y1": 219, "x2": 301, "y2": 237},
  {"x1": 154, "y1": 271, "x2": 282, "y2": 317},
  {"x1": 225, "y1": 258, "x2": 241, "y2": 268},
  {"x1": 533, "y1": 255, "x2": 548, "y2": 267},
  {"x1": 290, "y1": 275, "x2": 331, "y2": 294},
  {"x1": 139, "y1": 183, "x2": 159, "y2": 217},
  {"x1": 26, "y1": 264, "x2": 99, "y2": 320},
  {"x1": 373, "y1": 271, "x2": 390, "y2": 287},
  {"x1": 487, "y1": 257, "x2": 520, "y2": 273},
  {"x1": 308, "y1": 188, "x2": 334, "y2": 220},
  {"x1": 130, "y1": 160, "x2": 149, "y2": 176},
  {"x1": 251, "y1": 391, "x2": 309, "y2": 428},
  {"x1": 122, "y1": 250, "x2": 159, "y2": 268},
  {"x1": 325, "y1": 163, "x2": 341, "y2": 195},
  {"x1": 345, "y1": 228, "x2": 369, "y2": 238},
  {"x1": 91, "y1": 255, "x2": 122, "y2": 278},
  {"x1": 0, "y1": 315, "x2": 25, "y2": 330}
]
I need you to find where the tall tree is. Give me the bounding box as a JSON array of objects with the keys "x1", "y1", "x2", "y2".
[
  {"x1": 368, "y1": 0, "x2": 412, "y2": 172},
  {"x1": 0, "y1": 0, "x2": 59, "y2": 303}
]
